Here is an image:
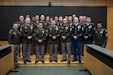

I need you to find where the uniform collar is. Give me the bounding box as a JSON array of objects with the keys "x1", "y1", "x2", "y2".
[{"x1": 74, "y1": 23, "x2": 78, "y2": 26}]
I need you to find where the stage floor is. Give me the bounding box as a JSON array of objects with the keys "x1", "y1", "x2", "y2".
[{"x1": 18, "y1": 54, "x2": 84, "y2": 66}]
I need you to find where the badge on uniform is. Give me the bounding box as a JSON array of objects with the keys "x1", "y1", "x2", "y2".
[
  {"x1": 65, "y1": 26, "x2": 68, "y2": 32},
  {"x1": 30, "y1": 25, "x2": 33, "y2": 30},
  {"x1": 42, "y1": 31, "x2": 45, "y2": 34},
  {"x1": 70, "y1": 23, "x2": 72, "y2": 26},
  {"x1": 25, "y1": 26, "x2": 27, "y2": 29},
  {"x1": 100, "y1": 29, "x2": 104, "y2": 34},
  {"x1": 9, "y1": 30, "x2": 12, "y2": 34},
  {"x1": 88, "y1": 25, "x2": 92, "y2": 29},
  {"x1": 78, "y1": 25, "x2": 81, "y2": 29},
  {"x1": 50, "y1": 27, "x2": 52, "y2": 30},
  {"x1": 55, "y1": 27, "x2": 58, "y2": 33},
  {"x1": 65, "y1": 26, "x2": 68, "y2": 30},
  {"x1": 50, "y1": 27, "x2": 52, "y2": 33},
  {"x1": 55, "y1": 27, "x2": 58, "y2": 31},
  {"x1": 42, "y1": 31, "x2": 45, "y2": 36}
]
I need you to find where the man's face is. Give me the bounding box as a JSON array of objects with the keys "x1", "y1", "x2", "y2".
[
  {"x1": 74, "y1": 18, "x2": 79, "y2": 23},
  {"x1": 32, "y1": 17, "x2": 36, "y2": 21},
  {"x1": 97, "y1": 23, "x2": 102, "y2": 29},
  {"x1": 63, "y1": 19, "x2": 67, "y2": 24},
  {"x1": 65, "y1": 16, "x2": 68, "y2": 20},
  {"x1": 35, "y1": 15, "x2": 39, "y2": 21},
  {"x1": 72, "y1": 14, "x2": 76, "y2": 19},
  {"x1": 79, "y1": 16, "x2": 84, "y2": 22},
  {"x1": 50, "y1": 18, "x2": 53, "y2": 22},
  {"x1": 83, "y1": 16, "x2": 86, "y2": 22},
  {"x1": 54, "y1": 17, "x2": 58, "y2": 21},
  {"x1": 26, "y1": 18, "x2": 31, "y2": 24},
  {"x1": 59, "y1": 17, "x2": 63, "y2": 21},
  {"x1": 13, "y1": 24, "x2": 18, "y2": 29},
  {"x1": 38, "y1": 23, "x2": 43, "y2": 28},
  {"x1": 68, "y1": 16, "x2": 72, "y2": 21},
  {"x1": 19, "y1": 16, "x2": 24, "y2": 21},
  {"x1": 46, "y1": 16, "x2": 50, "y2": 21},
  {"x1": 86, "y1": 18, "x2": 91, "y2": 23},
  {"x1": 40, "y1": 16, "x2": 45, "y2": 21}
]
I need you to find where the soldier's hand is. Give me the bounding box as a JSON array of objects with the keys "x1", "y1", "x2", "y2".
[
  {"x1": 84, "y1": 36, "x2": 88, "y2": 39},
  {"x1": 13, "y1": 32, "x2": 16, "y2": 35},
  {"x1": 73, "y1": 36, "x2": 78, "y2": 40},
  {"x1": 20, "y1": 44, "x2": 22, "y2": 48},
  {"x1": 38, "y1": 40, "x2": 42, "y2": 43},
  {"x1": 102, "y1": 45, "x2": 105, "y2": 48},
  {"x1": 62, "y1": 36, "x2": 66, "y2": 40},
  {"x1": 52, "y1": 36, "x2": 56, "y2": 40},
  {"x1": 28, "y1": 36, "x2": 32, "y2": 39}
]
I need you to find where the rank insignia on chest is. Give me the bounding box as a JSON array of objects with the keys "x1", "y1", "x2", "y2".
[
  {"x1": 50, "y1": 27, "x2": 52, "y2": 30},
  {"x1": 78, "y1": 25, "x2": 81, "y2": 29},
  {"x1": 42, "y1": 31, "x2": 45, "y2": 34},
  {"x1": 88, "y1": 25, "x2": 92, "y2": 30},
  {"x1": 100, "y1": 29, "x2": 104, "y2": 34},
  {"x1": 18, "y1": 24, "x2": 20, "y2": 26},
  {"x1": 25, "y1": 26, "x2": 27, "y2": 29},
  {"x1": 65, "y1": 26, "x2": 68, "y2": 32},
  {"x1": 30, "y1": 25, "x2": 33, "y2": 30},
  {"x1": 55, "y1": 27, "x2": 58, "y2": 31}
]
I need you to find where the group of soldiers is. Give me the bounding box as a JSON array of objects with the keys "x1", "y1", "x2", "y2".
[{"x1": 8, "y1": 14, "x2": 108, "y2": 69}]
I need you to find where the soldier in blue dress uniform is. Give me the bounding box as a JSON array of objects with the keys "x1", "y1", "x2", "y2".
[
  {"x1": 83, "y1": 17, "x2": 95, "y2": 44},
  {"x1": 72, "y1": 17, "x2": 82, "y2": 63}
]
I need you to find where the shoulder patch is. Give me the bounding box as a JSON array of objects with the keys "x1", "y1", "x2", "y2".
[{"x1": 9, "y1": 29, "x2": 13, "y2": 34}]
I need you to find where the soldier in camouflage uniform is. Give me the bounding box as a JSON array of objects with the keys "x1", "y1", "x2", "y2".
[
  {"x1": 57, "y1": 16, "x2": 63, "y2": 54},
  {"x1": 8, "y1": 23, "x2": 21, "y2": 69},
  {"x1": 68, "y1": 16, "x2": 73, "y2": 27},
  {"x1": 16, "y1": 15, "x2": 25, "y2": 32},
  {"x1": 30, "y1": 16, "x2": 37, "y2": 55},
  {"x1": 68, "y1": 16, "x2": 74, "y2": 54},
  {"x1": 21, "y1": 18, "x2": 34, "y2": 64},
  {"x1": 45, "y1": 16, "x2": 51, "y2": 29},
  {"x1": 58, "y1": 16, "x2": 63, "y2": 26},
  {"x1": 34, "y1": 23, "x2": 47, "y2": 64},
  {"x1": 40, "y1": 15, "x2": 45, "y2": 26},
  {"x1": 31, "y1": 16, "x2": 37, "y2": 30},
  {"x1": 35, "y1": 15, "x2": 40, "y2": 28},
  {"x1": 60, "y1": 18, "x2": 72, "y2": 64},
  {"x1": 94, "y1": 23, "x2": 108, "y2": 48},
  {"x1": 54, "y1": 16, "x2": 59, "y2": 25},
  {"x1": 48, "y1": 20, "x2": 60, "y2": 62},
  {"x1": 16, "y1": 15, "x2": 25, "y2": 57},
  {"x1": 44, "y1": 16, "x2": 51, "y2": 53}
]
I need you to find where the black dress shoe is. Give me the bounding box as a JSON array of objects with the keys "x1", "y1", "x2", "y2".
[
  {"x1": 18, "y1": 54, "x2": 21, "y2": 57},
  {"x1": 82, "y1": 54, "x2": 84, "y2": 56},
  {"x1": 41, "y1": 60, "x2": 44, "y2": 64},
  {"x1": 54, "y1": 60, "x2": 58, "y2": 62},
  {"x1": 24, "y1": 61, "x2": 26, "y2": 64},
  {"x1": 14, "y1": 67, "x2": 17, "y2": 69},
  {"x1": 26, "y1": 60, "x2": 31, "y2": 62},
  {"x1": 60, "y1": 59, "x2": 66, "y2": 62},
  {"x1": 35, "y1": 60, "x2": 38, "y2": 64},
  {"x1": 68, "y1": 60, "x2": 70, "y2": 64},
  {"x1": 79, "y1": 60, "x2": 81, "y2": 63},
  {"x1": 15, "y1": 65, "x2": 20, "y2": 68},
  {"x1": 50, "y1": 60, "x2": 52, "y2": 62},
  {"x1": 72, "y1": 59, "x2": 77, "y2": 62}
]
